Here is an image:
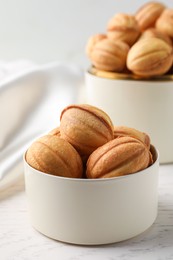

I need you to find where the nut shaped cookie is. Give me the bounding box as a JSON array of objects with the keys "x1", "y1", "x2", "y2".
[
  {"x1": 107, "y1": 13, "x2": 140, "y2": 46},
  {"x1": 25, "y1": 135, "x2": 83, "y2": 178},
  {"x1": 113, "y1": 126, "x2": 150, "y2": 149},
  {"x1": 156, "y1": 9, "x2": 173, "y2": 38},
  {"x1": 60, "y1": 104, "x2": 114, "y2": 158},
  {"x1": 86, "y1": 136, "x2": 153, "y2": 179},
  {"x1": 139, "y1": 28, "x2": 172, "y2": 46},
  {"x1": 89, "y1": 38, "x2": 129, "y2": 72},
  {"x1": 135, "y1": 1, "x2": 166, "y2": 31},
  {"x1": 86, "y1": 34, "x2": 107, "y2": 58},
  {"x1": 127, "y1": 37, "x2": 173, "y2": 76}
]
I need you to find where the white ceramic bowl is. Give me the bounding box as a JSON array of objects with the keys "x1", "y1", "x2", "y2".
[
  {"x1": 85, "y1": 68, "x2": 173, "y2": 163},
  {"x1": 24, "y1": 145, "x2": 159, "y2": 245}
]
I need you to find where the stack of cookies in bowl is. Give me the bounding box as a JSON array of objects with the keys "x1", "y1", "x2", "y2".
[
  {"x1": 25, "y1": 104, "x2": 154, "y2": 179},
  {"x1": 24, "y1": 104, "x2": 159, "y2": 245},
  {"x1": 85, "y1": 1, "x2": 173, "y2": 164},
  {"x1": 24, "y1": 3, "x2": 162, "y2": 244},
  {"x1": 86, "y1": 1, "x2": 173, "y2": 77}
]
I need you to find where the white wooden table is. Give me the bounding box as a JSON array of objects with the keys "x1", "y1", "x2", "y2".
[{"x1": 0, "y1": 164, "x2": 173, "y2": 260}]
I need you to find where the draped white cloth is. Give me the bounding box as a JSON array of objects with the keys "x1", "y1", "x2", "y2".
[{"x1": 0, "y1": 61, "x2": 84, "y2": 190}]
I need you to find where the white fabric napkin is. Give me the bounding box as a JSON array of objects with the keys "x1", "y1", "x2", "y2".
[{"x1": 0, "y1": 60, "x2": 84, "y2": 190}]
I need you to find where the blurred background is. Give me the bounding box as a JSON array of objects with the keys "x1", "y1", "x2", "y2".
[{"x1": 0, "y1": 0, "x2": 171, "y2": 69}]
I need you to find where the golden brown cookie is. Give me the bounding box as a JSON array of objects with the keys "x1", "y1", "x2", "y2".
[
  {"x1": 127, "y1": 37, "x2": 173, "y2": 77},
  {"x1": 139, "y1": 27, "x2": 172, "y2": 46},
  {"x1": 107, "y1": 13, "x2": 140, "y2": 46},
  {"x1": 26, "y1": 135, "x2": 83, "y2": 178},
  {"x1": 135, "y1": 1, "x2": 166, "y2": 31},
  {"x1": 86, "y1": 34, "x2": 107, "y2": 58},
  {"x1": 60, "y1": 104, "x2": 114, "y2": 159},
  {"x1": 113, "y1": 125, "x2": 150, "y2": 149},
  {"x1": 89, "y1": 38, "x2": 129, "y2": 72},
  {"x1": 156, "y1": 9, "x2": 173, "y2": 38},
  {"x1": 86, "y1": 136, "x2": 153, "y2": 178}
]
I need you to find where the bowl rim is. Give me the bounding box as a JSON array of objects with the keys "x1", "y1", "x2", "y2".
[
  {"x1": 88, "y1": 67, "x2": 173, "y2": 81},
  {"x1": 24, "y1": 144, "x2": 159, "y2": 183}
]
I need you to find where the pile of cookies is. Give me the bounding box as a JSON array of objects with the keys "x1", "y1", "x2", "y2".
[
  {"x1": 26, "y1": 104, "x2": 153, "y2": 179},
  {"x1": 86, "y1": 1, "x2": 173, "y2": 77}
]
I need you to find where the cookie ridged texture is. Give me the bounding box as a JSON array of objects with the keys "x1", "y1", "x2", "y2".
[
  {"x1": 86, "y1": 34, "x2": 107, "y2": 59},
  {"x1": 113, "y1": 125, "x2": 150, "y2": 149},
  {"x1": 86, "y1": 136, "x2": 153, "y2": 179},
  {"x1": 139, "y1": 28, "x2": 172, "y2": 46},
  {"x1": 26, "y1": 135, "x2": 83, "y2": 178},
  {"x1": 135, "y1": 1, "x2": 166, "y2": 31},
  {"x1": 156, "y1": 8, "x2": 173, "y2": 38},
  {"x1": 89, "y1": 38, "x2": 129, "y2": 72},
  {"x1": 60, "y1": 104, "x2": 114, "y2": 157},
  {"x1": 107, "y1": 13, "x2": 140, "y2": 46},
  {"x1": 127, "y1": 37, "x2": 173, "y2": 77}
]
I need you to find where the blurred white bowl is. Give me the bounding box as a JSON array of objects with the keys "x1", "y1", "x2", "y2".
[
  {"x1": 24, "y1": 145, "x2": 159, "y2": 245},
  {"x1": 85, "y1": 68, "x2": 173, "y2": 163}
]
